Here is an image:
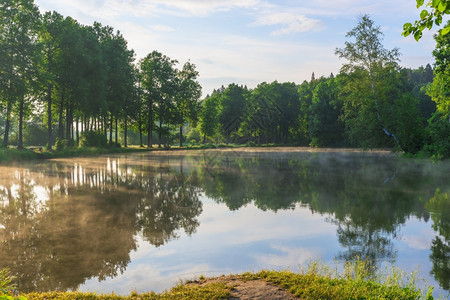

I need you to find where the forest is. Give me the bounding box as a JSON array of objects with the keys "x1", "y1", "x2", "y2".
[{"x1": 1, "y1": 0, "x2": 449, "y2": 158}]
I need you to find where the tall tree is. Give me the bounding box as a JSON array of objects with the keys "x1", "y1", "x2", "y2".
[
  {"x1": 424, "y1": 23, "x2": 450, "y2": 158},
  {"x1": 308, "y1": 76, "x2": 345, "y2": 147},
  {"x1": 199, "y1": 94, "x2": 220, "y2": 144},
  {"x1": 139, "y1": 51, "x2": 177, "y2": 148},
  {"x1": 335, "y1": 15, "x2": 404, "y2": 151},
  {"x1": 217, "y1": 84, "x2": 247, "y2": 143},
  {"x1": 0, "y1": 0, "x2": 41, "y2": 148},
  {"x1": 174, "y1": 61, "x2": 201, "y2": 147},
  {"x1": 39, "y1": 11, "x2": 65, "y2": 150},
  {"x1": 427, "y1": 21, "x2": 450, "y2": 120}
]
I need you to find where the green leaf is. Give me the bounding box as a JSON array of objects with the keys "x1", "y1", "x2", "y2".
[
  {"x1": 420, "y1": 9, "x2": 428, "y2": 19},
  {"x1": 414, "y1": 30, "x2": 423, "y2": 41},
  {"x1": 435, "y1": 15, "x2": 442, "y2": 26},
  {"x1": 442, "y1": 26, "x2": 450, "y2": 36},
  {"x1": 438, "y1": 1, "x2": 447, "y2": 11},
  {"x1": 403, "y1": 23, "x2": 412, "y2": 30},
  {"x1": 402, "y1": 29, "x2": 411, "y2": 37},
  {"x1": 416, "y1": 0, "x2": 425, "y2": 8}
]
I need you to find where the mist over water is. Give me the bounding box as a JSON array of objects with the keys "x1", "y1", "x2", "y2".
[{"x1": 0, "y1": 149, "x2": 448, "y2": 297}]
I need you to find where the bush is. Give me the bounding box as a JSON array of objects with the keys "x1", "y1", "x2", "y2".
[
  {"x1": 54, "y1": 138, "x2": 67, "y2": 151},
  {"x1": 187, "y1": 127, "x2": 201, "y2": 143},
  {"x1": 79, "y1": 131, "x2": 108, "y2": 148},
  {"x1": 424, "y1": 112, "x2": 450, "y2": 159}
]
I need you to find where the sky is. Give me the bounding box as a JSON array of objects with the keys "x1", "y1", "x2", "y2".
[{"x1": 33, "y1": 0, "x2": 445, "y2": 96}]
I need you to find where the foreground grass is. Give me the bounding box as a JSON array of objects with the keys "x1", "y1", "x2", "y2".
[
  {"x1": 1, "y1": 260, "x2": 438, "y2": 300},
  {"x1": 21, "y1": 283, "x2": 233, "y2": 300}
]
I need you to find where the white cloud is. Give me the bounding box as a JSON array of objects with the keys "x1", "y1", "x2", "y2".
[
  {"x1": 253, "y1": 12, "x2": 325, "y2": 35},
  {"x1": 146, "y1": 0, "x2": 263, "y2": 17},
  {"x1": 149, "y1": 25, "x2": 175, "y2": 32},
  {"x1": 254, "y1": 245, "x2": 318, "y2": 268}
]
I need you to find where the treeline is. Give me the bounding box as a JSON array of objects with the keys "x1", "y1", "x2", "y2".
[
  {"x1": 0, "y1": 0, "x2": 201, "y2": 150},
  {"x1": 1, "y1": 3, "x2": 448, "y2": 158},
  {"x1": 195, "y1": 17, "x2": 449, "y2": 158},
  {"x1": 196, "y1": 66, "x2": 432, "y2": 150}
]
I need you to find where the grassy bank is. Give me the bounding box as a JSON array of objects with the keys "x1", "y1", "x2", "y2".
[
  {"x1": 0, "y1": 143, "x2": 246, "y2": 163},
  {"x1": 0, "y1": 146, "x2": 158, "y2": 163},
  {"x1": 0, "y1": 260, "x2": 438, "y2": 300}
]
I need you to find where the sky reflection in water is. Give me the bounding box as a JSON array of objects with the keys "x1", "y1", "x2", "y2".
[{"x1": 0, "y1": 149, "x2": 448, "y2": 297}]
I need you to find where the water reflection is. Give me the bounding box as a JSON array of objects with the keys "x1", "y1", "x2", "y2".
[
  {"x1": 0, "y1": 157, "x2": 202, "y2": 292},
  {"x1": 0, "y1": 150, "x2": 448, "y2": 294}
]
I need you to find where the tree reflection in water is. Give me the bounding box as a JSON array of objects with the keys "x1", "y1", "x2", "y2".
[
  {"x1": 426, "y1": 189, "x2": 449, "y2": 290},
  {"x1": 0, "y1": 157, "x2": 202, "y2": 292},
  {"x1": 0, "y1": 150, "x2": 448, "y2": 293},
  {"x1": 192, "y1": 150, "x2": 448, "y2": 290}
]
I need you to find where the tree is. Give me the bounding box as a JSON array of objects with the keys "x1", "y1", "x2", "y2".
[
  {"x1": 199, "y1": 94, "x2": 220, "y2": 143},
  {"x1": 308, "y1": 76, "x2": 345, "y2": 147},
  {"x1": 217, "y1": 84, "x2": 247, "y2": 143},
  {"x1": 99, "y1": 27, "x2": 135, "y2": 145},
  {"x1": 335, "y1": 15, "x2": 405, "y2": 151},
  {"x1": 139, "y1": 51, "x2": 178, "y2": 148},
  {"x1": 427, "y1": 22, "x2": 450, "y2": 120},
  {"x1": 424, "y1": 23, "x2": 450, "y2": 158},
  {"x1": 0, "y1": 0, "x2": 41, "y2": 148},
  {"x1": 403, "y1": 0, "x2": 450, "y2": 41},
  {"x1": 39, "y1": 11, "x2": 65, "y2": 150},
  {"x1": 174, "y1": 61, "x2": 201, "y2": 147}
]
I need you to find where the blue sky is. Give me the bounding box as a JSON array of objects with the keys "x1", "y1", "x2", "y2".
[{"x1": 34, "y1": 0, "x2": 445, "y2": 96}]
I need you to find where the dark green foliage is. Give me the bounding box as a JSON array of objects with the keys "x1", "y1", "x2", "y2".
[
  {"x1": 424, "y1": 112, "x2": 450, "y2": 158},
  {"x1": 308, "y1": 76, "x2": 345, "y2": 147},
  {"x1": 80, "y1": 131, "x2": 108, "y2": 148}
]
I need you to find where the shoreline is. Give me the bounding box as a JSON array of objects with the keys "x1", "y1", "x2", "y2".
[{"x1": 0, "y1": 145, "x2": 401, "y2": 164}]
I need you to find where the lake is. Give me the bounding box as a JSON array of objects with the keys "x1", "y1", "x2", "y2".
[{"x1": 0, "y1": 148, "x2": 448, "y2": 297}]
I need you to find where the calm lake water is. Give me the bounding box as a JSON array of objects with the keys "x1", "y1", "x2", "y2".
[{"x1": 0, "y1": 148, "x2": 448, "y2": 297}]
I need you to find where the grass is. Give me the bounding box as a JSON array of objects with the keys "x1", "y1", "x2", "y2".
[
  {"x1": 1, "y1": 260, "x2": 439, "y2": 300},
  {"x1": 0, "y1": 143, "x2": 240, "y2": 163},
  {"x1": 242, "y1": 260, "x2": 435, "y2": 300},
  {"x1": 15, "y1": 283, "x2": 232, "y2": 300},
  {"x1": 0, "y1": 145, "x2": 157, "y2": 163}
]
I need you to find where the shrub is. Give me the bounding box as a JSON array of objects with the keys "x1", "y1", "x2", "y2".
[
  {"x1": 79, "y1": 131, "x2": 108, "y2": 148},
  {"x1": 424, "y1": 112, "x2": 450, "y2": 159},
  {"x1": 54, "y1": 138, "x2": 67, "y2": 151}
]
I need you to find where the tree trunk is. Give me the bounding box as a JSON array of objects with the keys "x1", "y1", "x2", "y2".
[
  {"x1": 109, "y1": 114, "x2": 113, "y2": 145},
  {"x1": 179, "y1": 125, "x2": 183, "y2": 147},
  {"x1": 147, "y1": 102, "x2": 153, "y2": 148},
  {"x1": 76, "y1": 117, "x2": 79, "y2": 146},
  {"x1": 18, "y1": 95, "x2": 24, "y2": 150},
  {"x1": 369, "y1": 72, "x2": 403, "y2": 151},
  {"x1": 158, "y1": 120, "x2": 162, "y2": 148},
  {"x1": 124, "y1": 118, "x2": 128, "y2": 147},
  {"x1": 3, "y1": 100, "x2": 12, "y2": 147},
  {"x1": 115, "y1": 117, "x2": 118, "y2": 144},
  {"x1": 138, "y1": 112, "x2": 143, "y2": 147},
  {"x1": 104, "y1": 115, "x2": 107, "y2": 137},
  {"x1": 47, "y1": 83, "x2": 53, "y2": 150},
  {"x1": 65, "y1": 102, "x2": 70, "y2": 145},
  {"x1": 58, "y1": 89, "x2": 65, "y2": 140}
]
